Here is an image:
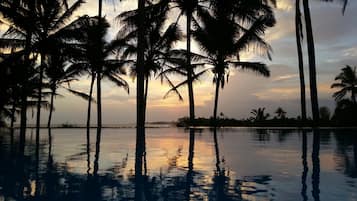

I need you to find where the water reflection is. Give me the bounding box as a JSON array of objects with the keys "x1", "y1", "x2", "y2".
[
  {"x1": 0, "y1": 128, "x2": 357, "y2": 200},
  {"x1": 301, "y1": 130, "x2": 308, "y2": 201},
  {"x1": 312, "y1": 129, "x2": 320, "y2": 201}
]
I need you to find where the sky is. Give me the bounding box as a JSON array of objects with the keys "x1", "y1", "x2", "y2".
[{"x1": 3, "y1": 0, "x2": 357, "y2": 125}]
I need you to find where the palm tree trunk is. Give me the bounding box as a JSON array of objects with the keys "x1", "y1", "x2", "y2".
[
  {"x1": 143, "y1": 77, "x2": 149, "y2": 122},
  {"x1": 96, "y1": 70, "x2": 102, "y2": 133},
  {"x1": 296, "y1": 0, "x2": 307, "y2": 121},
  {"x1": 98, "y1": 0, "x2": 102, "y2": 17},
  {"x1": 302, "y1": 0, "x2": 320, "y2": 123},
  {"x1": 86, "y1": 72, "x2": 95, "y2": 174},
  {"x1": 36, "y1": 53, "x2": 45, "y2": 145},
  {"x1": 47, "y1": 88, "x2": 56, "y2": 128},
  {"x1": 136, "y1": 0, "x2": 146, "y2": 200},
  {"x1": 96, "y1": 0, "x2": 103, "y2": 144},
  {"x1": 86, "y1": 73, "x2": 95, "y2": 143},
  {"x1": 187, "y1": 11, "x2": 195, "y2": 125},
  {"x1": 143, "y1": 77, "x2": 149, "y2": 175},
  {"x1": 19, "y1": 30, "x2": 33, "y2": 151},
  {"x1": 213, "y1": 74, "x2": 221, "y2": 125}
]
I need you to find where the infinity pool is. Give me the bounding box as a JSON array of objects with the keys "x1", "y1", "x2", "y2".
[{"x1": 0, "y1": 128, "x2": 356, "y2": 200}]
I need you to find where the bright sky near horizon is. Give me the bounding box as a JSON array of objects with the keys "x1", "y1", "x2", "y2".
[{"x1": 3, "y1": 0, "x2": 357, "y2": 125}]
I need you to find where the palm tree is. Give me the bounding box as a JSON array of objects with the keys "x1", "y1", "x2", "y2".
[
  {"x1": 169, "y1": 0, "x2": 207, "y2": 124},
  {"x1": 302, "y1": 0, "x2": 320, "y2": 123},
  {"x1": 0, "y1": 0, "x2": 38, "y2": 143},
  {"x1": 295, "y1": 0, "x2": 307, "y2": 121},
  {"x1": 159, "y1": 49, "x2": 209, "y2": 105},
  {"x1": 193, "y1": 5, "x2": 274, "y2": 124},
  {"x1": 67, "y1": 16, "x2": 129, "y2": 160},
  {"x1": 301, "y1": 0, "x2": 348, "y2": 123},
  {"x1": 331, "y1": 65, "x2": 357, "y2": 104},
  {"x1": 45, "y1": 54, "x2": 92, "y2": 128},
  {"x1": 135, "y1": 0, "x2": 146, "y2": 199},
  {"x1": 117, "y1": 1, "x2": 182, "y2": 121},
  {"x1": 250, "y1": 107, "x2": 270, "y2": 122},
  {"x1": 275, "y1": 107, "x2": 287, "y2": 119}
]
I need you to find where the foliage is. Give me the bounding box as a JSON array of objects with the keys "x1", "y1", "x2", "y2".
[{"x1": 331, "y1": 65, "x2": 357, "y2": 103}]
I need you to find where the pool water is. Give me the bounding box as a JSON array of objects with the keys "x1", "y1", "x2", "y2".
[{"x1": 0, "y1": 127, "x2": 356, "y2": 201}]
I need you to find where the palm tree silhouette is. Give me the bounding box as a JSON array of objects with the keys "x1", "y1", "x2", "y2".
[
  {"x1": 295, "y1": 0, "x2": 307, "y2": 121},
  {"x1": 0, "y1": 0, "x2": 39, "y2": 142},
  {"x1": 67, "y1": 16, "x2": 129, "y2": 162},
  {"x1": 302, "y1": 0, "x2": 320, "y2": 123},
  {"x1": 301, "y1": 0, "x2": 348, "y2": 123},
  {"x1": 193, "y1": 3, "x2": 274, "y2": 124},
  {"x1": 45, "y1": 54, "x2": 92, "y2": 128},
  {"x1": 169, "y1": 0, "x2": 206, "y2": 124},
  {"x1": 117, "y1": 1, "x2": 181, "y2": 122},
  {"x1": 250, "y1": 107, "x2": 270, "y2": 122},
  {"x1": 135, "y1": 1, "x2": 146, "y2": 199},
  {"x1": 331, "y1": 65, "x2": 357, "y2": 104},
  {"x1": 26, "y1": 0, "x2": 84, "y2": 141},
  {"x1": 275, "y1": 107, "x2": 287, "y2": 119},
  {"x1": 158, "y1": 49, "x2": 209, "y2": 106}
]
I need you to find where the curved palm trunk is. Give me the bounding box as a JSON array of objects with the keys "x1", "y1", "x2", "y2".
[
  {"x1": 187, "y1": 11, "x2": 195, "y2": 125},
  {"x1": 136, "y1": 0, "x2": 146, "y2": 200},
  {"x1": 213, "y1": 74, "x2": 221, "y2": 126},
  {"x1": 295, "y1": 0, "x2": 307, "y2": 121},
  {"x1": 302, "y1": 0, "x2": 320, "y2": 123},
  {"x1": 47, "y1": 87, "x2": 56, "y2": 128}
]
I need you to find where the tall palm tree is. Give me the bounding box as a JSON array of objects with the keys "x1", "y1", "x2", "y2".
[
  {"x1": 295, "y1": 0, "x2": 307, "y2": 121},
  {"x1": 135, "y1": 0, "x2": 146, "y2": 199},
  {"x1": 169, "y1": 0, "x2": 206, "y2": 124},
  {"x1": 193, "y1": 5, "x2": 273, "y2": 124},
  {"x1": 45, "y1": 54, "x2": 92, "y2": 128},
  {"x1": 302, "y1": 0, "x2": 320, "y2": 123},
  {"x1": 0, "y1": 0, "x2": 38, "y2": 143},
  {"x1": 301, "y1": 0, "x2": 348, "y2": 123},
  {"x1": 67, "y1": 15, "x2": 129, "y2": 151},
  {"x1": 26, "y1": 0, "x2": 84, "y2": 141},
  {"x1": 331, "y1": 65, "x2": 357, "y2": 104},
  {"x1": 118, "y1": 2, "x2": 183, "y2": 122}
]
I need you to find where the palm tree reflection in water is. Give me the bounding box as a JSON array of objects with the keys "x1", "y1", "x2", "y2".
[
  {"x1": 301, "y1": 130, "x2": 308, "y2": 201},
  {"x1": 312, "y1": 130, "x2": 320, "y2": 201},
  {"x1": 4, "y1": 129, "x2": 357, "y2": 200}
]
